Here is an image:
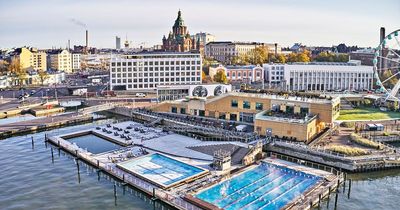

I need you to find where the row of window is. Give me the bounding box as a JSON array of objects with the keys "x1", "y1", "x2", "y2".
[
  {"x1": 227, "y1": 72, "x2": 261, "y2": 77},
  {"x1": 111, "y1": 71, "x2": 200, "y2": 78},
  {"x1": 110, "y1": 66, "x2": 200, "y2": 72},
  {"x1": 231, "y1": 100, "x2": 263, "y2": 110},
  {"x1": 112, "y1": 77, "x2": 201, "y2": 84},
  {"x1": 111, "y1": 60, "x2": 200, "y2": 66}
]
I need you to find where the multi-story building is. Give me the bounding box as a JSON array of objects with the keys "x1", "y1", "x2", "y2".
[
  {"x1": 263, "y1": 62, "x2": 374, "y2": 91},
  {"x1": 209, "y1": 64, "x2": 264, "y2": 83},
  {"x1": 162, "y1": 10, "x2": 199, "y2": 52},
  {"x1": 13, "y1": 47, "x2": 47, "y2": 71},
  {"x1": 109, "y1": 52, "x2": 202, "y2": 91},
  {"x1": 191, "y1": 32, "x2": 215, "y2": 54},
  {"x1": 71, "y1": 53, "x2": 81, "y2": 71},
  {"x1": 48, "y1": 49, "x2": 72, "y2": 73},
  {"x1": 151, "y1": 92, "x2": 340, "y2": 142},
  {"x1": 205, "y1": 42, "x2": 281, "y2": 64},
  {"x1": 349, "y1": 48, "x2": 374, "y2": 66}
]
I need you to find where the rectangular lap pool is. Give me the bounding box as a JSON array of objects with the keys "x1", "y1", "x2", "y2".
[
  {"x1": 117, "y1": 153, "x2": 208, "y2": 189},
  {"x1": 67, "y1": 134, "x2": 122, "y2": 154},
  {"x1": 195, "y1": 162, "x2": 321, "y2": 210}
]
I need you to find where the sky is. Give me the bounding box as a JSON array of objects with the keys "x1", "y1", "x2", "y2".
[{"x1": 0, "y1": 0, "x2": 399, "y2": 49}]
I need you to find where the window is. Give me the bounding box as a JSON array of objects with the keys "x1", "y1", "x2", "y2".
[
  {"x1": 180, "y1": 108, "x2": 186, "y2": 114},
  {"x1": 243, "y1": 101, "x2": 251, "y2": 109},
  {"x1": 256, "y1": 102, "x2": 263, "y2": 110},
  {"x1": 231, "y1": 100, "x2": 238, "y2": 108},
  {"x1": 171, "y1": 107, "x2": 177, "y2": 113}
]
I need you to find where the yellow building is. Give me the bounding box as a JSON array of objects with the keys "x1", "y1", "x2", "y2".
[
  {"x1": 49, "y1": 49, "x2": 72, "y2": 73},
  {"x1": 15, "y1": 47, "x2": 47, "y2": 71},
  {"x1": 151, "y1": 92, "x2": 340, "y2": 143}
]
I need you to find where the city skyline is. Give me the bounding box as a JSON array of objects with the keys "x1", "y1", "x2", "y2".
[{"x1": 0, "y1": 0, "x2": 399, "y2": 49}]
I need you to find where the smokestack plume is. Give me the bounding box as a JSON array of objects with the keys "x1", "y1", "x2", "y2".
[{"x1": 86, "y1": 30, "x2": 89, "y2": 48}]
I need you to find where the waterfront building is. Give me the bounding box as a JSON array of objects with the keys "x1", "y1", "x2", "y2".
[
  {"x1": 156, "y1": 83, "x2": 232, "y2": 101},
  {"x1": 152, "y1": 92, "x2": 340, "y2": 142},
  {"x1": 209, "y1": 64, "x2": 264, "y2": 83},
  {"x1": 162, "y1": 10, "x2": 199, "y2": 52},
  {"x1": 0, "y1": 71, "x2": 65, "y2": 88},
  {"x1": 48, "y1": 49, "x2": 72, "y2": 73},
  {"x1": 13, "y1": 47, "x2": 47, "y2": 71},
  {"x1": 205, "y1": 42, "x2": 281, "y2": 64},
  {"x1": 263, "y1": 62, "x2": 374, "y2": 91},
  {"x1": 109, "y1": 52, "x2": 202, "y2": 91},
  {"x1": 349, "y1": 48, "x2": 375, "y2": 66}
]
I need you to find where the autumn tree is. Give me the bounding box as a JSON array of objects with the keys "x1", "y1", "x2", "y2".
[
  {"x1": 248, "y1": 46, "x2": 269, "y2": 65},
  {"x1": 0, "y1": 60, "x2": 9, "y2": 75},
  {"x1": 380, "y1": 69, "x2": 398, "y2": 89},
  {"x1": 213, "y1": 71, "x2": 228, "y2": 84},
  {"x1": 38, "y1": 69, "x2": 50, "y2": 85},
  {"x1": 8, "y1": 58, "x2": 28, "y2": 87},
  {"x1": 268, "y1": 53, "x2": 286, "y2": 63},
  {"x1": 286, "y1": 50, "x2": 311, "y2": 63}
]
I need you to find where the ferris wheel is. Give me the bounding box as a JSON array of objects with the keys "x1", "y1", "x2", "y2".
[{"x1": 373, "y1": 29, "x2": 400, "y2": 102}]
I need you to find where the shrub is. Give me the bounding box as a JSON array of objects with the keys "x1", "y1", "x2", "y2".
[
  {"x1": 328, "y1": 145, "x2": 369, "y2": 156},
  {"x1": 340, "y1": 122, "x2": 355, "y2": 128},
  {"x1": 349, "y1": 133, "x2": 382, "y2": 149}
]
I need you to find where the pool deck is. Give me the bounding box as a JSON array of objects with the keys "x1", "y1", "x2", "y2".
[
  {"x1": 46, "y1": 131, "x2": 207, "y2": 210},
  {"x1": 46, "y1": 120, "x2": 343, "y2": 210}
]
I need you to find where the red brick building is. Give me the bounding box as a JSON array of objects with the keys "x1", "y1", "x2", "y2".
[{"x1": 162, "y1": 10, "x2": 199, "y2": 52}]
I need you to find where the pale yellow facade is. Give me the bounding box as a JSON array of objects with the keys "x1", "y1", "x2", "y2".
[
  {"x1": 17, "y1": 47, "x2": 47, "y2": 71},
  {"x1": 49, "y1": 49, "x2": 72, "y2": 73}
]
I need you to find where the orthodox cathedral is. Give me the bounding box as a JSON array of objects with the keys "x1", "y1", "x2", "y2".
[{"x1": 162, "y1": 10, "x2": 199, "y2": 52}]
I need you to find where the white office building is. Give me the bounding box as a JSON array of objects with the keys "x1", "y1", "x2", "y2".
[
  {"x1": 110, "y1": 52, "x2": 202, "y2": 91},
  {"x1": 72, "y1": 53, "x2": 81, "y2": 71},
  {"x1": 205, "y1": 42, "x2": 281, "y2": 64},
  {"x1": 263, "y1": 62, "x2": 374, "y2": 91}
]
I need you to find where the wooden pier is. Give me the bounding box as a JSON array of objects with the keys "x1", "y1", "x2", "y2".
[{"x1": 0, "y1": 113, "x2": 96, "y2": 139}]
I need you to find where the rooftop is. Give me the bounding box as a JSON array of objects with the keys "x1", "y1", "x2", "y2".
[
  {"x1": 217, "y1": 92, "x2": 337, "y2": 104},
  {"x1": 255, "y1": 110, "x2": 318, "y2": 124}
]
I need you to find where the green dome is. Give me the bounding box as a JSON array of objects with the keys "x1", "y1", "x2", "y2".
[{"x1": 174, "y1": 10, "x2": 185, "y2": 27}]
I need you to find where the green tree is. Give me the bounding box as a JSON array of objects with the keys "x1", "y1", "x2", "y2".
[
  {"x1": 213, "y1": 71, "x2": 228, "y2": 84},
  {"x1": 38, "y1": 69, "x2": 50, "y2": 85}
]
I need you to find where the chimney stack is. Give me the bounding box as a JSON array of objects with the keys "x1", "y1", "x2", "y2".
[
  {"x1": 86, "y1": 30, "x2": 89, "y2": 48},
  {"x1": 274, "y1": 43, "x2": 278, "y2": 56},
  {"x1": 380, "y1": 27, "x2": 385, "y2": 44},
  {"x1": 68, "y1": 39, "x2": 71, "y2": 51}
]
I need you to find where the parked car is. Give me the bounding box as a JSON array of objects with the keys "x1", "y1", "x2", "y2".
[{"x1": 135, "y1": 93, "x2": 146, "y2": 97}]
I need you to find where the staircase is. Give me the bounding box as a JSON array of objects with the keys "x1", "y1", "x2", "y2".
[{"x1": 340, "y1": 98, "x2": 354, "y2": 110}]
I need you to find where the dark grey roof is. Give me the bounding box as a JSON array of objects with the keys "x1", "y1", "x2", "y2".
[{"x1": 187, "y1": 143, "x2": 250, "y2": 165}]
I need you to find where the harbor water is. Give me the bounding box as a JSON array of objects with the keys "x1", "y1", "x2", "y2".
[
  {"x1": 0, "y1": 120, "x2": 172, "y2": 210},
  {"x1": 0, "y1": 120, "x2": 399, "y2": 210}
]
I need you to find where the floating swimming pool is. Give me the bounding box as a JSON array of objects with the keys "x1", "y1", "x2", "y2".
[
  {"x1": 117, "y1": 153, "x2": 208, "y2": 188},
  {"x1": 196, "y1": 162, "x2": 321, "y2": 210},
  {"x1": 67, "y1": 134, "x2": 122, "y2": 154}
]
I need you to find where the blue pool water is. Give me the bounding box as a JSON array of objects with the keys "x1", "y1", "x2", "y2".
[
  {"x1": 196, "y1": 162, "x2": 321, "y2": 210},
  {"x1": 117, "y1": 153, "x2": 206, "y2": 187}
]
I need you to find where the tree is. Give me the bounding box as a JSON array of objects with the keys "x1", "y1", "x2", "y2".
[
  {"x1": 213, "y1": 71, "x2": 228, "y2": 84},
  {"x1": 314, "y1": 51, "x2": 349, "y2": 62},
  {"x1": 268, "y1": 53, "x2": 286, "y2": 63},
  {"x1": 38, "y1": 69, "x2": 50, "y2": 85},
  {"x1": 0, "y1": 60, "x2": 9, "y2": 75},
  {"x1": 8, "y1": 58, "x2": 27, "y2": 87},
  {"x1": 248, "y1": 46, "x2": 268, "y2": 65},
  {"x1": 286, "y1": 50, "x2": 311, "y2": 63},
  {"x1": 380, "y1": 69, "x2": 398, "y2": 88}
]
